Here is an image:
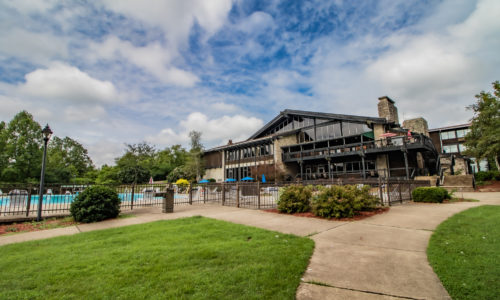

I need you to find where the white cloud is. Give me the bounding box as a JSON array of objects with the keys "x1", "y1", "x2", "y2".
[
  {"x1": 89, "y1": 36, "x2": 199, "y2": 87},
  {"x1": 0, "y1": 29, "x2": 68, "y2": 64},
  {"x1": 18, "y1": 62, "x2": 120, "y2": 104},
  {"x1": 101, "y1": 0, "x2": 232, "y2": 50},
  {"x1": 147, "y1": 112, "x2": 264, "y2": 148}
]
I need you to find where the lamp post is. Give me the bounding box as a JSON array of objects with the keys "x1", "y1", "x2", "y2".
[{"x1": 37, "y1": 124, "x2": 52, "y2": 222}]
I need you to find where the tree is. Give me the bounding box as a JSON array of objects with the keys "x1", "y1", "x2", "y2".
[
  {"x1": 45, "y1": 136, "x2": 94, "y2": 183},
  {"x1": 184, "y1": 131, "x2": 205, "y2": 181},
  {"x1": 151, "y1": 144, "x2": 188, "y2": 181},
  {"x1": 115, "y1": 142, "x2": 156, "y2": 184},
  {"x1": 1, "y1": 111, "x2": 43, "y2": 182},
  {"x1": 464, "y1": 81, "x2": 500, "y2": 170}
]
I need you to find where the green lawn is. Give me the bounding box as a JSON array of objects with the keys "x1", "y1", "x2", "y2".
[
  {"x1": 427, "y1": 205, "x2": 500, "y2": 300},
  {"x1": 0, "y1": 216, "x2": 314, "y2": 299}
]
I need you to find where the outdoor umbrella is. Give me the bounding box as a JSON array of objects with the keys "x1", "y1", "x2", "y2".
[
  {"x1": 225, "y1": 178, "x2": 236, "y2": 182},
  {"x1": 199, "y1": 179, "x2": 209, "y2": 183},
  {"x1": 241, "y1": 177, "x2": 254, "y2": 181},
  {"x1": 380, "y1": 132, "x2": 397, "y2": 138},
  {"x1": 262, "y1": 174, "x2": 266, "y2": 183}
]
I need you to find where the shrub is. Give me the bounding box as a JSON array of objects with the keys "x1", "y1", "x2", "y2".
[
  {"x1": 475, "y1": 170, "x2": 500, "y2": 182},
  {"x1": 311, "y1": 185, "x2": 378, "y2": 219},
  {"x1": 412, "y1": 187, "x2": 450, "y2": 203},
  {"x1": 208, "y1": 178, "x2": 216, "y2": 183},
  {"x1": 70, "y1": 186, "x2": 121, "y2": 223},
  {"x1": 277, "y1": 185, "x2": 312, "y2": 213}
]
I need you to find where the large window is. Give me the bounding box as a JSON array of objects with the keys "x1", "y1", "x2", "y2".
[
  {"x1": 440, "y1": 131, "x2": 456, "y2": 140},
  {"x1": 458, "y1": 144, "x2": 467, "y2": 153},
  {"x1": 456, "y1": 128, "x2": 470, "y2": 138},
  {"x1": 442, "y1": 144, "x2": 458, "y2": 153}
]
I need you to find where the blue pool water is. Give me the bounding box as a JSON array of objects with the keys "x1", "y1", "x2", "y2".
[{"x1": 0, "y1": 193, "x2": 178, "y2": 205}]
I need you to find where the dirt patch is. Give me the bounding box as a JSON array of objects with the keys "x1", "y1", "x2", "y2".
[
  {"x1": 0, "y1": 218, "x2": 78, "y2": 235},
  {"x1": 477, "y1": 180, "x2": 500, "y2": 192},
  {"x1": 263, "y1": 207, "x2": 390, "y2": 221}
]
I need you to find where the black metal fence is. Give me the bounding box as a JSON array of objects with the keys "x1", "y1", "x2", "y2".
[{"x1": 0, "y1": 179, "x2": 430, "y2": 221}]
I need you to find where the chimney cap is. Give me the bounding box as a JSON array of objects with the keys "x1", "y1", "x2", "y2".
[{"x1": 378, "y1": 96, "x2": 395, "y2": 103}]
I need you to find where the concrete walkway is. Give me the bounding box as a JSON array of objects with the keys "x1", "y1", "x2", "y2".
[{"x1": 1, "y1": 192, "x2": 498, "y2": 300}]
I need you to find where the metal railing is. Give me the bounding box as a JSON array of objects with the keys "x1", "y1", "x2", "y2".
[{"x1": 0, "y1": 179, "x2": 430, "y2": 221}]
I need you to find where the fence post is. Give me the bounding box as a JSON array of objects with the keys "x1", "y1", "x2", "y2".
[
  {"x1": 257, "y1": 182, "x2": 261, "y2": 210},
  {"x1": 203, "y1": 184, "x2": 206, "y2": 204},
  {"x1": 398, "y1": 181, "x2": 403, "y2": 203},
  {"x1": 236, "y1": 183, "x2": 240, "y2": 208},
  {"x1": 189, "y1": 185, "x2": 193, "y2": 205},
  {"x1": 386, "y1": 179, "x2": 391, "y2": 206},
  {"x1": 409, "y1": 182, "x2": 413, "y2": 200},
  {"x1": 378, "y1": 177, "x2": 384, "y2": 206},
  {"x1": 222, "y1": 183, "x2": 225, "y2": 206},
  {"x1": 131, "y1": 184, "x2": 135, "y2": 210},
  {"x1": 162, "y1": 188, "x2": 174, "y2": 213},
  {"x1": 25, "y1": 184, "x2": 32, "y2": 217}
]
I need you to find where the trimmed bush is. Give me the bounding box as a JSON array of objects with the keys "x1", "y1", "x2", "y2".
[
  {"x1": 311, "y1": 185, "x2": 378, "y2": 219},
  {"x1": 277, "y1": 185, "x2": 312, "y2": 213},
  {"x1": 412, "y1": 187, "x2": 450, "y2": 203},
  {"x1": 70, "y1": 186, "x2": 121, "y2": 223},
  {"x1": 475, "y1": 170, "x2": 500, "y2": 182}
]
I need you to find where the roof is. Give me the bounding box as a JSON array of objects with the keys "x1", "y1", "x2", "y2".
[
  {"x1": 428, "y1": 123, "x2": 471, "y2": 132},
  {"x1": 204, "y1": 135, "x2": 274, "y2": 153},
  {"x1": 248, "y1": 109, "x2": 388, "y2": 140}
]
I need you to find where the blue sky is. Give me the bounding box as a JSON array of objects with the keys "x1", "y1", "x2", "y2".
[{"x1": 0, "y1": 0, "x2": 499, "y2": 166}]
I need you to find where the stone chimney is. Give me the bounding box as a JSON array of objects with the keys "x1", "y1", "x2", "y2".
[
  {"x1": 402, "y1": 118, "x2": 429, "y2": 136},
  {"x1": 227, "y1": 139, "x2": 233, "y2": 145},
  {"x1": 378, "y1": 96, "x2": 399, "y2": 124}
]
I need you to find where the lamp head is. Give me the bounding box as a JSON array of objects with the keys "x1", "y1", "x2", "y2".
[{"x1": 42, "y1": 124, "x2": 53, "y2": 140}]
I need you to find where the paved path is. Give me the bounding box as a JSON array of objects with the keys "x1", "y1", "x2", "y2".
[{"x1": 1, "y1": 192, "x2": 498, "y2": 300}]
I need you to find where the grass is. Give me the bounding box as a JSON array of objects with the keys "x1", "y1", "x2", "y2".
[
  {"x1": 427, "y1": 205, "x2": 500, "y2": 300},
  {"x1": 0, "y1": 216, "x2": 314, "y2": 299}
]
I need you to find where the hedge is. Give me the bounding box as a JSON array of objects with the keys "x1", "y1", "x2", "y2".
[
  {"x1": 277, "y1": 185, "x2": 312, "y2": 213},
  {"x1": 70, "y1": 186, "x2": 121, "y2": 223},
  {"x1": 412, "y1": 187, "x2": 451, "y2": 203},
  {"x1": 311, "y1": 185, "x2": 378, "y2": 219}
]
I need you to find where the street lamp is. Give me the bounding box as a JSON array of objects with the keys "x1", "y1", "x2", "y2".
[{"x1": 37, "y1": 124, "x2": 52, "y2": 222}]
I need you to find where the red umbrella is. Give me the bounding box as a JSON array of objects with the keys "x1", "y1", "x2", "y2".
[{"x1": 380, "y1": 132, "x2": 397, "y2": 138}]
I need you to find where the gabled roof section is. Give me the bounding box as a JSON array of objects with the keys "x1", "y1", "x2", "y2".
[{"x1": 248, "y1": 109, "x2": 388, "y2": 140}]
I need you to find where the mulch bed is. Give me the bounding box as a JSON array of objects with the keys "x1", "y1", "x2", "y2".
[
  {"x1": 477, "y1": 180, "x2": 500, "y2": 192},
  {"x1": 263, "y1": 207, "x2": 390, "y2": 221},
  {"x1": 0, "y1": 218, "x2": 78, "y2": 235}
]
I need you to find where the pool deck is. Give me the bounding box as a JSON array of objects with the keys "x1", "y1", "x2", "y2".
[{"x1": 0, "y1": 192, "x2": 498, "y2": 300}]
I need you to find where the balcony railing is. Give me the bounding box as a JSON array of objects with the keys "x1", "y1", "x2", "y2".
[{"x1": 282, "y1": 134, "x2": 435, "y2": 162}]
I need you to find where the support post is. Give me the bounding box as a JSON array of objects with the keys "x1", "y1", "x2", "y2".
[
  {"x1": 257, "y1": 181, "x2": 261, "y2": 210},
  {"x1": 203, "y1": 184, "x2": 206, "y2": 204},
  {"x1": 162, "y1": 188, "x2": 174, "y2": 213},
  {"x1": 26, "y1": 185, "x2": 32, "y2": 217},
  {"x1": 398, "y1": 181, "x2": 403, "y2": 203},
  {"x1": 189, "y1": 185, "x2": 193, "y2": 205},
  {"x1": 378, "y1": 177, "x2": 384, "y2": 206},
  {"x1": 236, "y1": 183, "x2": 240, "y2": 208},
  {"x1": 131, "y1": 184, "x2": 135, "y2": 210},
  {"x1": 386, "y1": 178, "x2": 391, "y2": 206},
  {"x1": 222, "y1": 183, "x2": 226, "y2": 206}
]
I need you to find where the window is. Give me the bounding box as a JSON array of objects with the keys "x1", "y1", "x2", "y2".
[
  {"x1": 458, "y1": 144, "x2": 467, "y2": 153},
  {"x1": 442, "y1": 144, "x2": 458, "y2": 153},
  {"x1": 440, "y1": 131, "x2": 456, "y2": 140},
  {"x1": 456, "y1": 129, "x2": 470, "y2": 138}
]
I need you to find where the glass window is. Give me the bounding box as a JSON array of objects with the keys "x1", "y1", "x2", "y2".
[
  {"x1": 442, "y1": 144, "x2": 458, "y2": 153},
  {"x1": 456, "y1": 129, "x2": 470, "y2": 138},
  {"x1": 458, "y1": 144, "x2": 467, "y2": 152},
  {"x1": 440, "y1": 131, "x2": 456, "y2": 140}
]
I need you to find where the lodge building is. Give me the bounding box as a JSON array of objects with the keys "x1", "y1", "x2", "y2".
[{"x1": 203, "y1": 97, "x2": 440, "y2": 182}]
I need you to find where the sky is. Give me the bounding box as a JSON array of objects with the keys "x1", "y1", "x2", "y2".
[{"x1": 0, "y1": 0, "x2": 499, "y2": 166}]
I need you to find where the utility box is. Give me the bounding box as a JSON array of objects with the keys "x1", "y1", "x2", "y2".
[{"x1": 161, "y1": 188, "x2": 174, "y2": 213}]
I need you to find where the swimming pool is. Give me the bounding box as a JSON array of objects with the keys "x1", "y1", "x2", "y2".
[{"x1": 0, "y1": 193, "x2": 169, "y2": 206}]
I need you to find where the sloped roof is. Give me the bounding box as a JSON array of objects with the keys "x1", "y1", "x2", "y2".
[{"x1": 248, "y1": 109, "x2": 388, "y2": 139}]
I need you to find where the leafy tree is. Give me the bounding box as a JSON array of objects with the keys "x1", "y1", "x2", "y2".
[
  {"x1": 0, "y1": 121, "x2": 7, "y2": 176},
  {"x1": 115, "y1": 142, "x2": 155, "y2": 184},
  {"x1": 151, "y1": 144, "x2": 188, "y2": 181},
  {"x1": 45, "y1": 136, "x2": 94, "y2": 183},
  {"x1": 95, "y1": 165, "x2": 120, "y2": 185},
  {"x1": 464, "y1": 81, "x2": 500, "y2": 170},
  {"x1": 1, "y1": 111, "x2": 42, "y2": 182},
  {"x1": 183, "y1": 130, "x2": 205, "y2": 181}
]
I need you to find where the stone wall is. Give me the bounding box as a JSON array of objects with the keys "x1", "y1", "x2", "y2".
[
  {"x1": 402, "y1": 118, "x2": 429, "y2": 136},
  {"x1": 204, "y1": 167, "x2": 224, "y2": 182},
  {"x1": 274, "y1": 134, "x2": 299, "y2": 177}
]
